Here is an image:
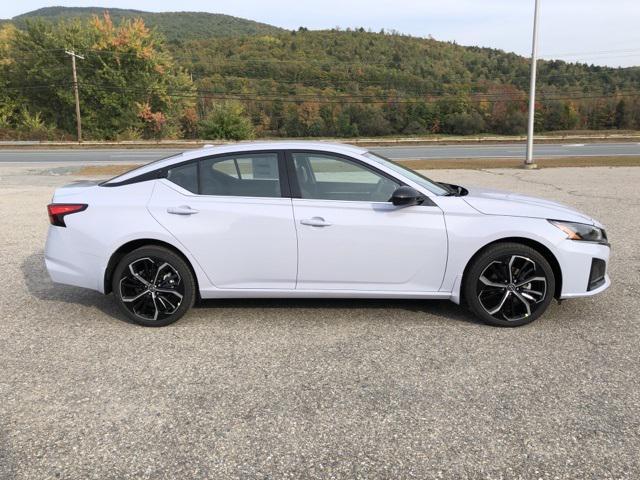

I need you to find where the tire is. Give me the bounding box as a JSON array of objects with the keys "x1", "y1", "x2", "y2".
[
  {"x1": 463, "y1": 242, "x2": 555, "y2": 327},
  {"x1": 112, "y1": 246, "x2": 196, "y2": 327}
]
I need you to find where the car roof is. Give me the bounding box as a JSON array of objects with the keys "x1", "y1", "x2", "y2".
[{"x1": 104, "y1": 141, "x2": 369, "y2": 184}]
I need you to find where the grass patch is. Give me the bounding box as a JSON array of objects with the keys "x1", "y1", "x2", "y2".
[
  {"x1": 397, "y1": 156, "x2": 640, "y2": 170},
  {"x1": 74, "y1": 156, "x2": 640, "y2": 177},
  {"x1": 76, "y1": 164, "x2": 141, "y2": 176}
]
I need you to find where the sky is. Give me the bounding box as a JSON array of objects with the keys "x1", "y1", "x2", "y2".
[{"x1": 2, "y1": 0, "x2": 639, "y2": 67}]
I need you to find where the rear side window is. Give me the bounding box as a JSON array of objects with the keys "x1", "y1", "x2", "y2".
[
  {"x1": 164, "y1": 152, "x2": 282, "y2": 198},
  {"x1": 200, "y1": 153, "x2": 281, "y2": 197},
  {"x1": 166, "y1": 162, "x2": 198, "y2": 193}
]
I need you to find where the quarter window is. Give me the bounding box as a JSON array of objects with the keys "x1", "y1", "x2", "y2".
[
  {"x1": 292, "y1": 153, "x2": 399, "y2": 202},
  {"x1": 166, "y1": 162, "x2": 198, "y2": 193}
]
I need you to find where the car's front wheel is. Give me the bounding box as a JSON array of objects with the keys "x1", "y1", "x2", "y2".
[
  {"x1": 463, "y1": 243, "x2": 555, "y2": 327},
  {"x1": 112, "y1": 246, "x2": 196, "y2": 327}
]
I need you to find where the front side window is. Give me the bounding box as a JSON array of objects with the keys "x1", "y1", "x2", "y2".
[{"x1": 292, "y1": 153, "x2": 399, "y2": 202}]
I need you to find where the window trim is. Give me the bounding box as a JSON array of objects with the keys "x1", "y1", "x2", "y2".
[{"x1": 103, "y1": 148, "x2": 434, "y2": 206}]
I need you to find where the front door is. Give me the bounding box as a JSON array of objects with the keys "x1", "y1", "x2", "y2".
[
  {"x1": 289, "y1": 151, "x2": 448, "y2": 292},
  {"x1": 148, "y1": 151, "x2": 298, "y2": 289}
]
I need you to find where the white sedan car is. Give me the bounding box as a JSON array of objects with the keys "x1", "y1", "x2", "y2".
[{"x1": 45, "y1": 142, "x2": 610, "y2": 327}]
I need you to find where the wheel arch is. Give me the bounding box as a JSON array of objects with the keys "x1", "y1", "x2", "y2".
[
  {"x1": 460, "y1": 237, "x2": 563, "y2": 302},
  {"x1": 104, "y1": 238, "x2": 200, "y2": 296}
]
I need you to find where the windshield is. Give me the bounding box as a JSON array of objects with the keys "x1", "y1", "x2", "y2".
[{"x1": 364, "y1": 152, "x2": 449, "y2": 195}]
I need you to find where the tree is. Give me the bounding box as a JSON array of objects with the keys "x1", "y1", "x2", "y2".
[
  {"x1": 0, "y1": 24, "x2": 18, "y2": 128},
  {"x1": 615, "y1": 99, "x2": 633, "y2": 130},
  {"x1": 3, "y1": 14, "x2": 194, "y2": 139}
]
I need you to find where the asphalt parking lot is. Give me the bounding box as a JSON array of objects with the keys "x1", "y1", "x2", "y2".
[{"x1": 0, "y1": 164, "x2": 639, "y2": 479}]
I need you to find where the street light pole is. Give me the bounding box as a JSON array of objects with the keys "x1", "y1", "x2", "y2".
[
  {"x1": 525, "y1": 0, "x2": 540, "y2": 169},
  {"x1": 65, "y1": 50, "x2": 85, "y2": 143}
]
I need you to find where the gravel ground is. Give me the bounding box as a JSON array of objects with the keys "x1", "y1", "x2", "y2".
[{"x1": 0, "y1": 165, "x2": 639, "y2": 479}]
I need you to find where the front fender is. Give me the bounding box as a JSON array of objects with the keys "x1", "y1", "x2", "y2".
[{"x1": 441, "y1": 213, "x2": 567, "y2": 302}]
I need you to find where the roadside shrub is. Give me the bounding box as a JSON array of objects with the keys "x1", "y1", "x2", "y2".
[
  {"x1": 137, "y1": 102, "x2": 177, "y2": 140},
  {"x1": 115, "y1": 127, "x2": 144, "y2": 141},
  {"x1": 179, "y1": 107, "x2": 199, "y2": 139},
  {"x1": 0, "y1": 113, "x2": 12, "y2": 129},
  {"x1": 500, "y1": 111, "x2": 528, "y2": 135},
  {"x1": 0, "y1": 101, "x2": 15, "y2": 129},
  {"x1": 442, "y1": 111, "x2": 486, "y2": 135},
  {"x1": 17, "y1": 108, "x2": 56, "y2": 140},
  {"x1": 198, "y1": 102, "x2": 254, "y2": 140}
]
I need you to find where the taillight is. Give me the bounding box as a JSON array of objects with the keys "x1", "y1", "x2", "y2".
[{"x1": 47, "y1": 204, "x2": 88, "y2": 227}]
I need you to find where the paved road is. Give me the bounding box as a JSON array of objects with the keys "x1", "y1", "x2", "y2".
[
  {"x1": 374, "y1": 142, "x2": 640, "y2": 160},
  {"x1": 1, "y1": 165, "x2": 639, "y2": 479},
  {"x1": 0, "y1": 142, "x2": 638, "y2": 164}
]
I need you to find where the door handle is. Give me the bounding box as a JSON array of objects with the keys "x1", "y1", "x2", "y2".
[
  {"x1": 300, "y1": 216, "x2": 332, "y2": 227},
  {"x1": 167, "y1": 205, "x2": 199, "y2": 215}
]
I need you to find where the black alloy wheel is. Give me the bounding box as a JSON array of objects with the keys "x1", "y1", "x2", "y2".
[
  {"x1": 464, "y1": 243, "x2": 555, "y2": 327},
  {"x1": 112, "y1": 246, "x2": 195, "y2": 326}
]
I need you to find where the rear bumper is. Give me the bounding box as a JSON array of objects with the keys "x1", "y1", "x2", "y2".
[{"x1": 44, "y1": 225, "x2": 105, "y2": 293}]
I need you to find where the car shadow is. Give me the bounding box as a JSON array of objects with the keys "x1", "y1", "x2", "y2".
[
  {"x1": 0, "y1": 424, "x2": 16, "y2": 480},
  {"x1": 195, "y1": 297, "x2": 482, "y2": 326},
  {"x1": 22, "y1": 250, "x2": 480, "y2": 326},
  {"x1": 20, "y1": 250, "x2": 133, "y2": 324}
]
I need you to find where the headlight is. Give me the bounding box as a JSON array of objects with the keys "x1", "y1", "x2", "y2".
[{"x1": 549, "y1": 220, "x2": 609, "y2": 245}]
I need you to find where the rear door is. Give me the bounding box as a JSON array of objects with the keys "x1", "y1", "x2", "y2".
[
  {"x1": 148, "y1": 151, "x2": 298, "y2": 289},
  {"x1": 288, "y1": 151, "x2": 448, "y2": 292}
]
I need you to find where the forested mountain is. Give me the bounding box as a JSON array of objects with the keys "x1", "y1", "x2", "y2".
[
  {"x1": 181, "y1": 29, "x2": 640, "y2": 137},
  {"x1": 0, "y1": 8, "x2": 638, "y2": 140},
  {"x1": 8, "y1": 7, "x2": 284, "y2": 42}
]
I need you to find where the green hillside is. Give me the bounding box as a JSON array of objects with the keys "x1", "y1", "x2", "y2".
[
  {"x1": 180, "y1": 29, "x2": 640, "y2": 136},
  {"x1": 0, "y1": 9, "x2": 638, "y2": 140},
  {"x1": 183, "y1": 29, "x2": 640, "y2": 95},
  {"x1": 10, "y1": 6, "x2": 284, "y2": 42}
]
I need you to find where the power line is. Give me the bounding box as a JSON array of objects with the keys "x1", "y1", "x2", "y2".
[
  {"x1": 7, "y1": 65, "x2": 638, "y2": 97},
  {"x1": 7, "y1": 81, "x2": 639, "y2": 103},
  {"x1": 7, "y1": 44, "x2": 640, "y2": 61},
  {"x1": 61, "y1": 82, "x2": 640, "y2": 104},
  {"x1": 540, "y1": 48, "x2": 640, "y2": 58},
  {"x1": 1, "y1": 83, "x2": 72, "y2": 91}
]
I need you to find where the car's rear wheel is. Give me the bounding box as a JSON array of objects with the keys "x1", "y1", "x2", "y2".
[
  {"x1": 463, "y1": 243, "x2": 555, "y2": 327},
  {"x1": 112, "y1": 246, "x2": 195, "y2": 327}
]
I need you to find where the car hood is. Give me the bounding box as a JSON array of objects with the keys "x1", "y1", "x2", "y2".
[{"x1": 461, "y1": 186, "x2": 595, "y2": 224}]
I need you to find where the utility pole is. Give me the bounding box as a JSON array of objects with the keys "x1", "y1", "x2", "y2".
[
  {"x1": 65, "y1": 50, "x2": 84, "y2": 143},
  {"x1": 525, "y1": 0, "x2": 540, "y2": 169}
]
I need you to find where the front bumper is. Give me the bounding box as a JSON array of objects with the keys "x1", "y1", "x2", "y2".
[
  {"x1": 560, "y1": 274, "x2": 611, "y2": 299},
  {"x1": 556, "y1": 239, "x2": 611, "y2": 299}
]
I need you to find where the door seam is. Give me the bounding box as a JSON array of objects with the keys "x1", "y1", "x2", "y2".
[{"x1": 290, "y1": 198, "x2": 301, "y2": 289}]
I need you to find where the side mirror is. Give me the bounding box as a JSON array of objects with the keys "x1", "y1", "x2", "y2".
[{"x1": 391, "y1": 186, "x2": 424, "y2": 206}]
